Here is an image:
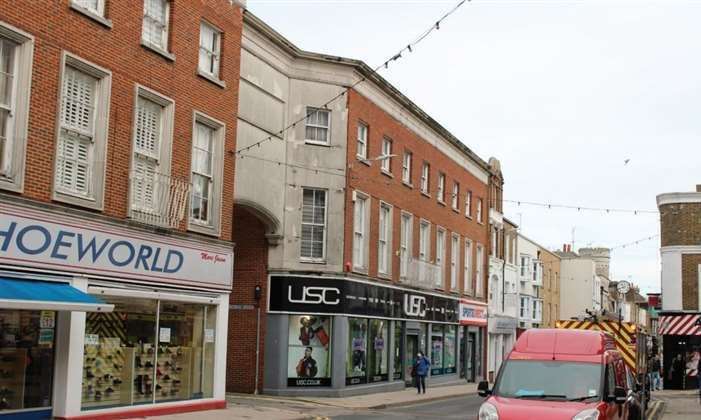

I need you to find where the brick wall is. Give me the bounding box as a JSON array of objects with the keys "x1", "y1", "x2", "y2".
[
  {"x1": 227, "y1": 205, "x2": 268, "y2": 393},
  {"x1": 660, "y1": 203, "x2": 701, "y2": 248},
  {"x1": 0, "y1": 0, "x2": 242, "y2": 241},
  {"x1": 681, "y1": 254, "x2": 701, "y2": 311},
  {"x1": 538, "y1": 250, "x2": 560, "y2": 327},
  {"x1": 344, "y1": 89, "x2": 490, "y2": 299}
]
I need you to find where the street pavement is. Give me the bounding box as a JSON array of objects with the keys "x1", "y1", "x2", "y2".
[
  {"x1": 655, "y1": 389, "x2": 701, "y2": 420},
  {"x1": 331, "y1": 394, "x2": 484, "y2": 419}
]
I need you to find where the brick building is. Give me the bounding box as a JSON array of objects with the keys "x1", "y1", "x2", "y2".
[
  {"x1": 0, "y1": 1, "x2": 243, "y2": 418},
  {"x1": 231, "y1": 11, "x2": 496, "y2": 397},
  {"x1": 656, "y1": 184, "x2": 701, "y2": 390}
]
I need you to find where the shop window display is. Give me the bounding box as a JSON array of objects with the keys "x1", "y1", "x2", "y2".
[
  {"x1": 346, "y1": 318, "x2": 368, "y2": 385},
  {"x1": 81, "y1": 296, "x2": 216, "y2": 410},
  {"x1": 0, "y1": 310, "x2": 55, "y2": 413},
  {"x1": 287, "y1": 315, "x2": 331, "y2": 387},
  {"x1": 431, "y1": 325, "x2": 444, "y2": 376},
  {"x1": 368, "y1": 319, "x2": 388, "y2": 383},
  {"x1": 393, "y1": 322, "x2": 403, "y2": 381},
  {"x1": 444, "y1": 325, "x2": 457, "y2": 374}
]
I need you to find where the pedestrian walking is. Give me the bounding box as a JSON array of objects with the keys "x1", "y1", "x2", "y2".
[
  {"x1": 414, "y1": 351, "x2": 431, "y2": 394},
  {"x1": 651, "y1": 355, "x2": 662, "y2": 391}
]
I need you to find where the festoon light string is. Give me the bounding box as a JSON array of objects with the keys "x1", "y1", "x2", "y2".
[{"x1": 235, "y1": 0, "x2": 468, "y2": 156}]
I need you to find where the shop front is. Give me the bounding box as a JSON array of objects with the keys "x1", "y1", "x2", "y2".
[
  {"x1": 458, "y1": 299, "x2": 487, "y2": 383},
  {"x1": 486, "y1": 314, "x2": 517, "y2": 382},
  {"x1": 263, "y1": 274, "x2": 461, "y2": 397},
  {"x1": 658, "y1": 312, "x2": 701, "y2": 390},
  {"x1": 0, "y1": 201, "x2": 233, "y2": 419}
]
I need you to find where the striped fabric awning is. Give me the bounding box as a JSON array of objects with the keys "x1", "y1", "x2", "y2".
[{"x1": 658, "y1": 314, "x2": 701, "y2": 336}]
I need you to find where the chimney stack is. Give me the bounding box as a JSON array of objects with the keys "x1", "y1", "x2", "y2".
[
  {"x1": 563, "y1": 244, "x2": 567, "y2": 252},
  {"x1": 696, "y1": 184, "x2": 701, "y2": 193}
]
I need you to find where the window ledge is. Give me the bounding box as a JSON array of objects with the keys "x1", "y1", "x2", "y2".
[
  {"x1": 304, "y1": 140, "x2": 331, "y2": 147},
  {"x1": 353, "y1": 267, "x2": 369, "y2": 275},
  {"x1": 188, "y1": 221, "x2": 220, "y2": 238},
  {"x1": 466, "y1": 214, "x2": 473, "y2": 220},
  {"x1": 70, "y1": 3, "x2": 113, "y2": 28},
  {"x1": 357, "y1": 157, "x2": 371, "y2": 166},
  {"x1": 141, "y1": 40, "x2": 175, "y2": 62},
  {"x1": 421, "y1": 191, "x2": 431, "y2": 198},
  {"x1": 380, "y1": 170, "x2": 393, "y2": 179},
  {"x1": 437, "y1": 199, "x2": 446, "y2": 206},
  {"x1": 198, "y1": 70, "x2": 226, "y2": 89},
  {"x1": 451, "y1": 207, "x2": 460, "y2": 214},
  {"x1": 53, "y1": 190, "x2": 102, "y2": 211},
  {"x1": 300, "y1": 258, "x2": 327, "y2": 265},
  {"x1": 402, "y1": 181, "x2": 413, "y2": 189},
  {"x1": 377, "y1": 272, "x2": 392, "y2": 281}
]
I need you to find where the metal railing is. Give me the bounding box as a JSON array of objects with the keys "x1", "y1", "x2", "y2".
[{"x1": 129, "y1": 170, "x2": 191, "y2": 229}]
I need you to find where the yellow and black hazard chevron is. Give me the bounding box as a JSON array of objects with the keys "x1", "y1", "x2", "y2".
[{"x1": 555, "y1": 320, "x2": 639, "y2": 373}]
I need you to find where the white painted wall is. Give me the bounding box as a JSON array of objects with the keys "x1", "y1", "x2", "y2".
[
  {"x1": 660, "y1": 248, "x2": 683, "y2": 311},
  {"x1": 559, "y1": 258, "x2": 597, "y2": 320}
]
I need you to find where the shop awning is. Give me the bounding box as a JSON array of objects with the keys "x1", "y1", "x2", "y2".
[{"x1": 0, "y1": 277, "x2": 114, "y2": 312}]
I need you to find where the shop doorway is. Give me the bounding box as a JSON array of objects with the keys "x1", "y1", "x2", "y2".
[
  {"x1": 405, "y1": 334, "x2": 418, "y2": 386},
  {"x1": 465, "y1": 332, "x2": 476, "y2": 382}
]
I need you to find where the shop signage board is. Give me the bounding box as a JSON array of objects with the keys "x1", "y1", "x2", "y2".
[
  {"x1": 268, "y1": 275, "x2": 459, "y2": 323},
  {"x1": 0, "y1": 202, "x2": 233, "y2": 290},
  {"x1": 459, "y1": 299, "x2": 487, "y2": 326},
  {"x1": 489, "y1": 316, "x2": 518, "y2": 334}
]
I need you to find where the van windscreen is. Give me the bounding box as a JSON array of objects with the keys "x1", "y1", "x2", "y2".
[{"x1": 494, "y1": 360, "x2": 601, "y2": 401}]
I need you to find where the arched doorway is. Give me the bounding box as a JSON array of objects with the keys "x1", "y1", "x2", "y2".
[{"x1": 226, "y1": 202, "x2": 280, "y2": 393}]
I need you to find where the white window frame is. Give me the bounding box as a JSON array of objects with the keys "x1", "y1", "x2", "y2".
[
  {"x1": 70, "y1": 0, "x2": 112, "y2": 27},
  {"x1": 304, "y1": 107, "x2": 331, "y2": 146},
  {"x1": 300, "y1": 187, "x2": 328, "y2": 262},
  {"x1": 475, "y1": 244, "x2": 485, "y2": 297},
  {"x1": 419, "y1": 219, "x2": 431, "y2": 262},
  {"x1": 520, "y1": 255, "x2": 529, "y2": 278},
  {"x1": 378, "y1": 202, "x2": 393, "y2": 277},
  {"x1": 198, "y1": 21, "x2": 223, "y2": 83},
  {"x1": 464, "y1": 239, "x2": 473, "y2": 295},
  {"x1": 437, "y1": 172, "x2": 445, "y2": 203},
  {"x1": 465, "y1": 190, "x2": 472, "y2": 218},
  {"x1": 400, "y1": 212, "x2": 413, "y2": 280},
  {"x1": 436, "y1": 227, "x2": 446, "y2": 288},
  {"x1": 450, "y1": 233, "x2": 460, "y2": 291},
  {"x1": 188, "y1": 111, "x2": 225, "y2": 236},
  {"x1": 127, "y1": 85, "x2": 174, "y2": 217},
  {"x1": 141, "y1": 0, "x2": 171, "y2": 56},
  {"x1": 477, "y1": 198, "x2": 483, "y2": 223},
  {"x1": 356, "y1": 121, "x2": 368, "y2": 160},
  {"x1": 352, "y1": 191, "x2": 370, "y2": 272},
  {"x1": 0, "y1": 22, "x2": 33, "y2": 193},
  {"x1": 452, "y1": 182, "x2": 459, "y2": 210},
  {"x1": 380, "y1": 136, "x2": 392, "y2": 173},
  {"x1": 53, "y1": 52, "x2": 111, "y2": 210},
  {"x1": 420, "y1": 162, "x2": 430, "y2": 194},
  {"x1": 402, "y1": 151, "x2": 412, "y2": 184}
]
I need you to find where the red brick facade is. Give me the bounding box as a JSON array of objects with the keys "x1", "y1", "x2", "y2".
[
  {"x1": 345, "y1": 89, "x2": 490, "y2": 299},
  {"x1": 228, "y1": 205, "x2": 268, "y2": 393},
  {"x1": 0, "y1": 0, "x2": 242, "y2": 241}
]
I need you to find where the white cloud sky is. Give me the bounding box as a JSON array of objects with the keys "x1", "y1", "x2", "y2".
[{"x1": 247, "y1": 0, "x2": 701, "y2": 294}]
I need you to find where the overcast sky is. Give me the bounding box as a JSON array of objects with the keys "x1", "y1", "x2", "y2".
[{"x1": 247, "y1": 0, "x2": 701, "y2": 294}]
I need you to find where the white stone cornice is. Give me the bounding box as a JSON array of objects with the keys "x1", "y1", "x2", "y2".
[{"x1": 657, "y1": 192, "x2": 701, "y2": 207}]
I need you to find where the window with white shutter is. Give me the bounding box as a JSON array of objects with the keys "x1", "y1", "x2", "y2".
[
  {"x1": 199, "y1": 22, "x2": 221, "y2": 79},
  {"x1": 53, "y1": 54, "x2": 110, "y2": 208},
  {"x1": 142, "y1": 0, "x2": 169, "y2": 51},
  {"x1": 130, "y1": 88, "x2": 174, "y2": 220},
  {"x1": 400, "y1": 212, "x2": 413, "y2": 279},
  {"x1": 56, "y1": 66, "x2": 97, "y2": 196},
  {"x1": 72, "y1": 0, "x2": 105, "y2": 16},
  {"x1": 301, "y1": 188, "x2": 327, "y2": 261},
  {"x1": 0, "y1": 37, "x2": 17, "y2": 177}
]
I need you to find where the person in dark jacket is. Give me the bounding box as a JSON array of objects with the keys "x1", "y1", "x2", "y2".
[{"x1": 414, "y1": 351, "x2": 431, "y2": 394}]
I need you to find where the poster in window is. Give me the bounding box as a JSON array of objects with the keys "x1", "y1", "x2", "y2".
[
  {"x1": 287, "y1": 315, "x2": 332, "y2": 386},
  {"x1": 431, "y1": 325, "x2": 444, "y2": 376},
  {"x1": 444, "y1": 325, "x2": 456, "y2": 374},
  {"x1": 346, "y1": 317, "x2": 368, "y2": 385}
]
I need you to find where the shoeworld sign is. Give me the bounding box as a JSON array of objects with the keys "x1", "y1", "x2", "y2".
[{"x1": 0, "y1": 202, "x2": 233, "y2": 290}]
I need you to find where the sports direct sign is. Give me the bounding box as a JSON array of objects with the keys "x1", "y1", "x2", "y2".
[
  {"x1": 459, "y1": 299, "x2": 487, "y2": 326},
  {"x1": 0, "y1": 202, "x2": 233, "y2": 290}
]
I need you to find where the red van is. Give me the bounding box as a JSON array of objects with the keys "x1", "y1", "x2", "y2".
[{"x1": 477, "y1": 329, "x2": 638, "y2": 420}]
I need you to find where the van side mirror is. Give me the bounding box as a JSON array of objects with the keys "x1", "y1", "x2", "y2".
[
  {"x1": 477, "y1": 381, "x2": 491, "y2": 397},
  {"x1": 614, "y1": 386, "x2": 626, "y2": 404}
]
